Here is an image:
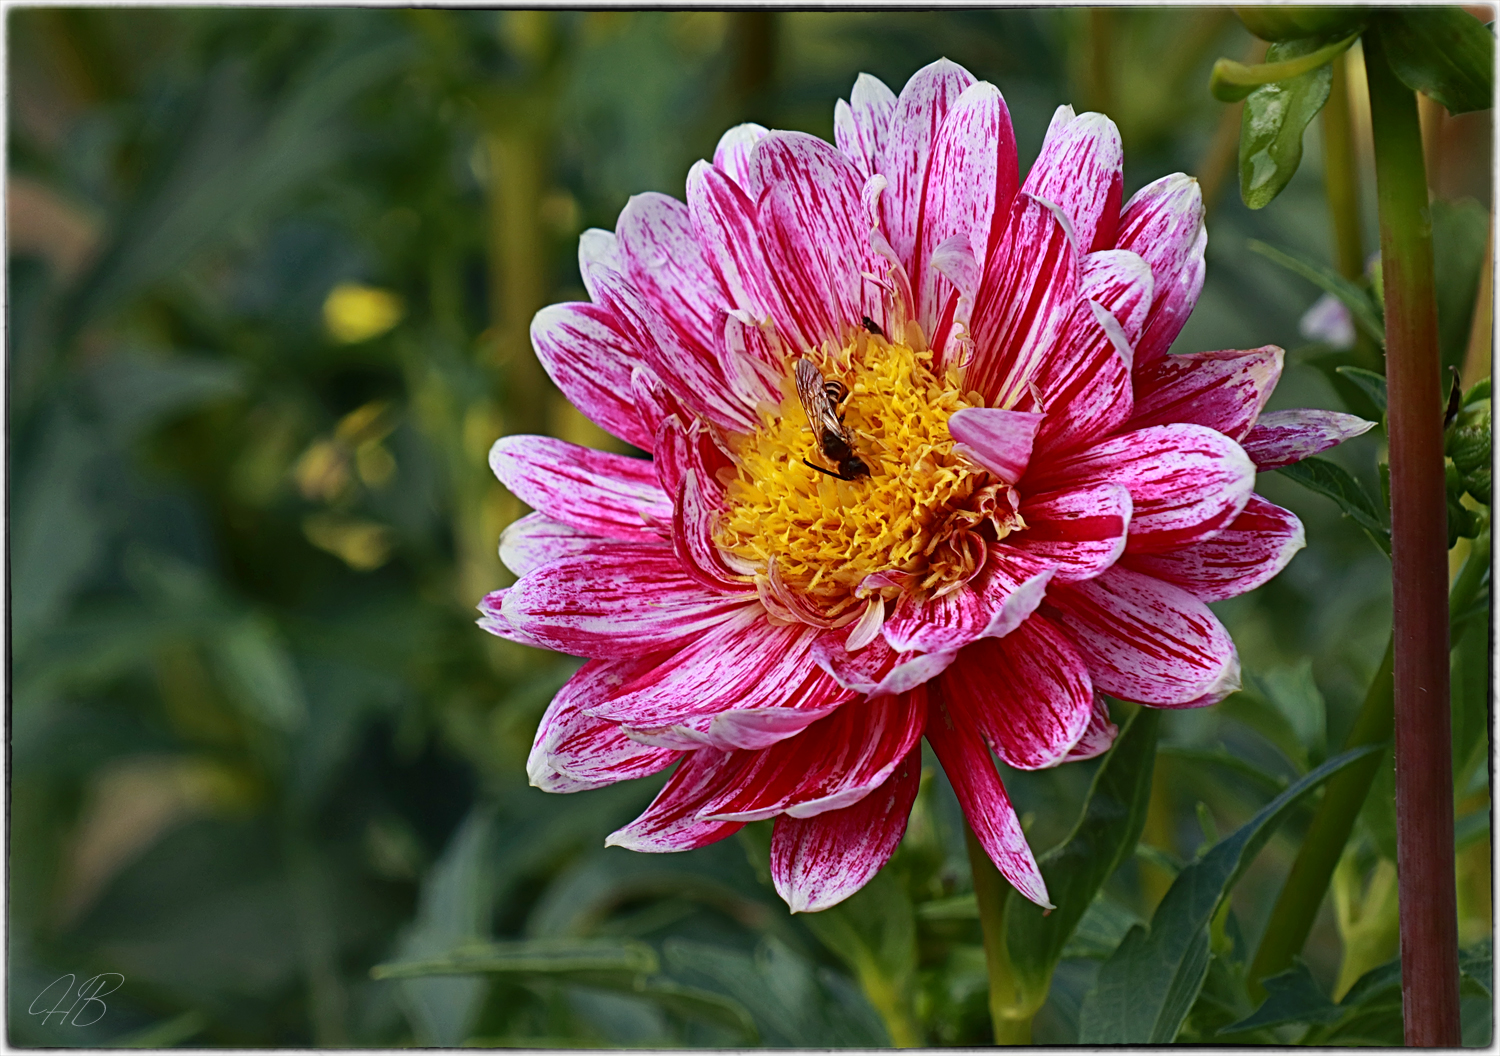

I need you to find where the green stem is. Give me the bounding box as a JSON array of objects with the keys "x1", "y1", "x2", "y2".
[
  {"x1": 964, "y1": 826, "x2": 1031, "y2": 1045},
  {"x1": 1364, "y1": 27, "x2": 1460, "y2": 1044},
  {"x1": 1320, "y1": 52, "x2": 1381, "y2": 372}
]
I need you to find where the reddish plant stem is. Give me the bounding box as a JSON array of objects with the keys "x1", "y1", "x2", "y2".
[{"x1": 1363, "y1": 28, "x2": 1460, "y2": 1046}]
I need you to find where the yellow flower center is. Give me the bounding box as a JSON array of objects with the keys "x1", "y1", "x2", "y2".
[{"x1": 714, "y1": 332, "x2": 1024, "y2": 620}]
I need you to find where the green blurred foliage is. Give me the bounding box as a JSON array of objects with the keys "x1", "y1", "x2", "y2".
[{"x1": 7, "y1": 6, "x2": 1489, "y2": 1047}]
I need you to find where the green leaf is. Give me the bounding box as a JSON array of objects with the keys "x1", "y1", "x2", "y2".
[
  {"x1": 1433, "y1": 199, "x2": 1492, "y2": 373},
  {"x1": 801, "y1": 870, "x2": 920, "y2": 1046},
  {"x1": 1376, "y1": 7, "x2": 1495, "y2": 115},
  {"x1": 1002, "y1": 707, "x2": 1160, "y2": 1013},
  {"x1": 211, "y1": 613, "x2": 309, "y2": 732},
  {"x1": 1211, "y1": 32, "x2": 1357, "y2": 101},
  {"x1": 371, "y1": 936, "x2": 659, "y2": 979},
  {"x1": 1275, "y1": 456, "x2": 1392, "y2": 555},
  {"x1": 1219, "y1": 960, "x2": 1342, "y2": 1033},
  {"x1": 1156, "y1": 745, "x2": 1289, "y2": 796},
  {"x1": 1077, "y1": 744, "x2": 1383, "y2": 1043},
  {"x1": 1247, "y1": 240, "x2": 1386, "y2": 343},
  {"x1": 1238, "y1": 38, "x2": 1336, "y2": 209},
  {"x1": 1060, "y1": 895, "x2": 1145, "y2": 961},
  {"x1": 1335, "y1": 366, "x2": 1388, "y2": 416}
]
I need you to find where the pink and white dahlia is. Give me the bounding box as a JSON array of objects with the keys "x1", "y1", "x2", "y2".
[{"x1": 481, "y1": 60, "x2": 1373, "y2": 912}]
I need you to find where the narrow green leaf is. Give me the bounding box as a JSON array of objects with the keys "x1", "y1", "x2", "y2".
[
  {"x1": 1001, "y1": 707, "x2": 1160, "y2": 1012},
  {"x1": 1220, "y1": 960, "x2": 1342, "y2": 1033},
  {"x1": 1239, "y1": 38, "x2": 1336, "y2": 209},
  {"x1": 1275, "y1": 456, "x2": 1392, "y2": 555},
  {"x1": 1377, "y1": 7, "x2": 1495, "y2": 115},
  {"x1": 371, "y1": 937, "x2": 659, "y2": 979},
  {"x1": 1155, "y1": 745, "x2": 1289, "y2": 795},
  {"x1": 1211, "y1": 32, "x2": 1357, "y2": 101},
  {"x1": 1077, "y1": 744, "x2": 1383, "y2": 1043},
  {"x1": 1060, "y1": 896, "x2": 1145, "y2": 961},
  {"x1": 1247, "y1": 240, "x2": 1386, "y2": 342},
  {"x1": 1335, "y1": 366, "x2": 1388, "y2": 415}
]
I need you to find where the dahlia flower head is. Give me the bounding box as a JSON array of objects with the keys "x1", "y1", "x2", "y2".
[{"x1": 482, "y1": 60, "x2": 1372, "y2": 912}]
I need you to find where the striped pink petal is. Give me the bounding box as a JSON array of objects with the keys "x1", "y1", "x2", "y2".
[
  {"x1": 834, "y1": 73, "x2": 898, "y2": 179},
  {"x1": 499, "y1": 513, "x2": 606, "y2": 578},
  {"x1": 489, "y1": 435, "x2": 672, "y2": 540},
  {"x1": 1030, "y1": 249, "x2": 1151, "y2": 454},
  {"x1": 771, "y1": 746, "x2": 921, "y2": 912},
  {"x1": 948, "y1": 407, "x2": 1044, "y2": 483},
  {"x1": 589, "y1": 610, "x2": 854, "y2": 731},
  {"x1": 926, "y1": 686, "x2": 1051, "y2": 908},
  {"x1": 673, "y1": 470, "x2": 755, "y2": 593},
  {"x1": 502, "y1": 543, "x2": 753, "y2": 658},
  {"x1": 1010, "y1": 482, "x2": 1132, "y2": 584},
  {"x1": 879, "y1": 59, "x2": 978, "y2": 271},
  {"x1": 477, "y1": 589, "x2": 548, "y2": 649},
  {"x1": 1042, "y1": 566, "x2": 1240, "y2": 707},
  {"x1": 528, "y1": 657, "x2": 681, "y2": 792},
  {"x1": 1116, "y1": 173, "x2": 1206, "y2": 368},
  {"x1": 695, "y1": 689, "x2": 926, "y2": 822},
  {"x1": 1122, "y1": 494, "x2": 1306, "y2": 602},
  {"x1": 653, "y1": 413, "x2": 731, "y2": 505},
  {"x1": 531, "y1": 303, "x2": 656, "y2": 451},
  {"x1": 940, "y1": 616, "x2": 1094, "y2": 770},
  {"x1": 1241, "y1": 409, "x2": 1377, "y2": 469},
  {"x1": 914, "y1": 81, "x2": 1019, "y2": 334},
  {"x1": 686, "y1": 159, "x2": 790, "y2": 328},
  {"x1": 967, "y1": 193, "x2": 1081, "y2": 408},
  {"x1": 1130, "y1": 346, "x2": 1284, "y2": 441},
  {"x1": 881, "y1": 546, "x2": 1054, "y2": 654},
  {"x1": 1064, "y1": 693, "x2": 1119, "y2": 761},
  {"x1": 1021, "y1": 107, "x2": 1123, "y2": 254},
  {"x1": 713, "y1": 122, "x2": 770, "y2": 189},
  {"x1": 1025, "y1": 423, "x2": 1256, "y2": 555},
  {"x1": 617, "y1": 191, "x2": 730, "y2": 356},
  {"x1": 813, "y1": 629, "x2": 960, "y2": 697},
  {"x1": 606, "y1": 751, "x2": 745, "y2": 852}
]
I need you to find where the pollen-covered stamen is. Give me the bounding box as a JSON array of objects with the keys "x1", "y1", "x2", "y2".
[{"x1": 714, "y1": 330, "x2": 1026, "y2": 613}]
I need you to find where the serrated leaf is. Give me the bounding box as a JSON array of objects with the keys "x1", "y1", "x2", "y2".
[
  {"x1": 1248, "y1": 240, "x2": 1386, "y2": 342},
  {"x1": 1276, "y1": 456, "x2": 1392, "y2": 555},
  {"x1": 1002, "y1": 707, "x2": 1160, "y2": 1014},
  {"x1": 1335, "y1": 366, "x2": 1388, "y2": 415},
  {"x1": 1377, "y1": 7, "x2": 1495, "y2": 115},
  {"x1": 1077, "y1": 744, "x2": 1383, "y2": 1043},
  {"x1": 1239, "y1": 38, "x2": 1335, "y2": 209},
  {"x1": 371, "y1": 936, "x2": 659, "y2": 979}
]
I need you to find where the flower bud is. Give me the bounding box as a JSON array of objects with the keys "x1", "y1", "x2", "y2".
[
  {"x1": 1234, "y1": 6, "x2": 1367, "y2": 42},
  {"x1": 1447, "y1": 399, "x2": 1492, "y2": 506}
]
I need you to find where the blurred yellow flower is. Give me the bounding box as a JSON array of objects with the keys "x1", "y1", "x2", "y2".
[{"x1": 323, "y1": 282, "x2": 404, "y2": 343}]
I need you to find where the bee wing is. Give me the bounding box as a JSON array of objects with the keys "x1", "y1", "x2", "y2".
[{"x1": 794, "y1": 358, "x2": 845, "y2": 434}]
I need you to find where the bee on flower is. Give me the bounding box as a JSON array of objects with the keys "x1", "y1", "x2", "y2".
[{"x1": 480, "y1": 59, "x2": 1374, "y2": 913}]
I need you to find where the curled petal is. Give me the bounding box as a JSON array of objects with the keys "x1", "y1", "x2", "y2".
[
  {"x1": 879, "y1": 58, "x2": 978, "y2": 271},
  {"x1": 1021, "y1": 108, "x2": 1124, "y2": 254},
  {"x1": 880, "y1": 547, "x2": 1053, "y2": 655},
  {"x1": 771, "y1": 746, "x2": 921, "y2": 913},
  {"x1": 1026, "y1": 423, "x2": 1257, "y2": 555},
  {"x1": 713, "y1": 122, "x2": 770, "y2": 188},
  {"x1": 477, "y1": 589, "x2": 548, "y2": 649},
  {"x1": 673, "y1": 470, "x2": 755, "y2": 593},
  {"x1": 1116, "y1": 173, "x2": 1206, "y2": 368},
  {"x1": 1240, "y1": 409, "x2": 1377, "y2": 469},
  {"x1": 1011, "y1": 483, "x2": 1132, "y2": 584},
  {"x1": 812, "y1": 629, "x2": 959, "y2": 697},
  {"x1": 531, "y1": 303, "x2": 655, "y2": 450},
  {"x1": 503, "y1": 544, "x2": 753, "y2": 658},
  {"x1": 948, "y1": 407, "x2": 1044, "y2": 483},
  {"x1": 1064, "y1": 693, "x2": 1119, "y2": 761},
  {"x1": 490, "y1": 435, "x2": 672, "y2": 540},
  {"x1": 499, "y1": 513, "x2": 604, "y2": 578},
  {"x1": 694, "y1": 689, "x2": 926, "y2": 822},
  {"x1": 1122, "y1": 494, "x2": 1306, "y2": 603},
  {"x1": 940, "y1": 617, "x2": 1094, "y2": 770},
  {"x1": 915, "y1": 81, "x2": 1020, "y2": 334},
  {"x1": 527, "y1": 658, "x2": 680, "y2": 792},
  {"x1": 606, "y1": 751, "x2": 744, "y2": 852},
  {"x1": 617, "y1": 191, "x2": 730, "y2": 357},
  {"x1": 1130, "y1": 346, "x2": 1284, "y2": 441},
  {"x1": 686, "y1": 160, "x2": 790, "y2": 328},
  {"x1": 967, "y1": 193, "x2": 1081, "y2": 408},
  {"x1": 1042, "y1": 566, "x2": 1240, "y2": 707},
  {"x1": 834, "y1": 73, "x2": 898, "y2": 178},
  {"x1": 926, "y1": 685, "x2": 1051, "y2": 908}
]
